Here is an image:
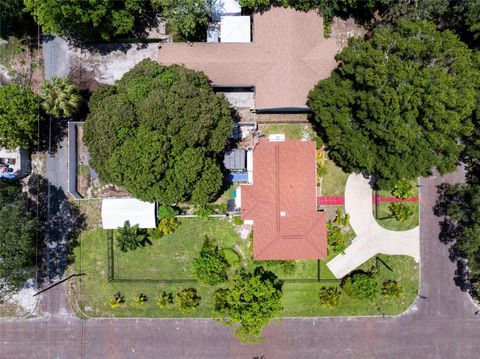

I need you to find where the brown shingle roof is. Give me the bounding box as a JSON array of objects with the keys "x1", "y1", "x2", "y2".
[
  {"x1": 241, "y1": 139, "x2": 327, "y2": 260},
  {"x1": 157, "y1": 7, "x2": 337, "y2": 109}
]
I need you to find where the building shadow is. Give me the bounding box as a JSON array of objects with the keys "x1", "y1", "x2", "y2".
[{"x1": 25, "y1": 174, "x2": 86, "y2": 284}]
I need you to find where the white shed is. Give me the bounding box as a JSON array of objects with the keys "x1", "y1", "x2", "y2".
[
  {"x1": 101, "y1": 198, "x2": 156, "y2": 229},
  {"x1": 220, "y1": 16, "x2": 251, "y2": 43}
]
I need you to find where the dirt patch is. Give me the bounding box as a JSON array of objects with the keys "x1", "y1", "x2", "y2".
[
  {"x1": 76, "y1": 126, "x2": 91, "y2": 197},
  {"x1": 0, "y1": 36, "x2": 43, "y2": 92},
  {"x1": 254, "y1": 113, "x2": 308, "y2": 123},
  {"x1": 330, "y1": 17, "x2": 368, "y2": 52},
  {"x1": 77, "y1": 199, "x2": 102, "y2": 229}
]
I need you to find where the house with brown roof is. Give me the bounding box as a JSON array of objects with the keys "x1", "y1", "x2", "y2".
[
  {"x1": 157, "y1": 7, "x2": 337, "y2": 111},
  {"x1": 239, "y1": 138, "x2": 327, "y2": 260}
]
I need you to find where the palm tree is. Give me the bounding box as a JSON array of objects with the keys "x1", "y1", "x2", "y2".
[{"x1": 40, "y1": 77, "x2": 82, "y2": 118}]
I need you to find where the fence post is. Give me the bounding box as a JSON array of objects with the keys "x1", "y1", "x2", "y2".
[
  {"x1": 317, "y1": 259, "x2": 321, "y2": 281},
  {"x1": 107, "y1": 230, "x2": 114, "y2": 282}
]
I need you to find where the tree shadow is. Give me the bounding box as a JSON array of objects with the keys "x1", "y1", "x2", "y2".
[
  {"x1": 433, "y1": 182, "x2": 473, "y2": 292},
  {"x1": 37, "y1": 117, "x2": 69, "y2": 155},
  {"x1": 25, "y1": 174, "x2": 86, "y2": 283}
]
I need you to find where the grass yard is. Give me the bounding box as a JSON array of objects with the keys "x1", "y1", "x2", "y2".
[
  {"x1": 374, "y1": 188, "x2": 419, "y2": 231},
  {"x1": 321, "y1": 154, "x2": 350, "y2": 196},
  {"x1": 258, "y1": 123, "x2": 315, "y2": 140},
  {"x1": 282, "y1": 254, "x2": 418, "y2": 316},
  {"x1": 71, "y1": 219, "x2": 418, "y2": 318}
]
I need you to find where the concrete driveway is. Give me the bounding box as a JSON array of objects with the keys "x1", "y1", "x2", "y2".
[{"x1": 327, "y1": 173, "x2": 420, "y2": 278}]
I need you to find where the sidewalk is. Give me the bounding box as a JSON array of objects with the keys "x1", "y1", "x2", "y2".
[{"x1": 327, "y1": 174, "x2": 420, "y2": 278}]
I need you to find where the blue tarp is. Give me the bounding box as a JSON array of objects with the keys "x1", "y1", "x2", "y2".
[
  {"x1": 0, "y1": 173, "x2": 16, "y2": 179},
  {"x1": 228, "y1": 172, "x2": 248, "y2": 182}
]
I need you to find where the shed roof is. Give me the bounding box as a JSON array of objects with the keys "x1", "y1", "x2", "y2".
[
  {"x1": 220, "y1": 16, "x2": 251, "y2": 43},
  {"x1": 101, "y1": 198, "x2": 156, "y2": 229},
  {"x1": 224, "y1": 149, "x2": 246, "y2": 170},
  {"x1": 240, "y1": 139, "x2": 327, "y2": 260},
  {"x1": 157, "y1": 7, "x2": 337, "y2": 109}
]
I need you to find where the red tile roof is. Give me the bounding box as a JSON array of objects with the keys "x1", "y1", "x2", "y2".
[
  {"x1": 157, "y1": 7, "x2": 337, "y2": 109},
  {"x1": 241, "y1": 139, "x2": 327, "y2": 260}
]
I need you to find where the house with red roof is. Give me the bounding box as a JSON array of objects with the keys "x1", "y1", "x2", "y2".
[{"x1": 240, "y1": 137, "x2": 327, "y2": 260}]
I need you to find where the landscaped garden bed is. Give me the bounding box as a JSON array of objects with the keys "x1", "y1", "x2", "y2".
[
  {"x1": 70, "y1": 218, "x2": 418, "y2": 319},
  {"x1": 373, "y1": 182, "x2": 419, "y2": 231}
]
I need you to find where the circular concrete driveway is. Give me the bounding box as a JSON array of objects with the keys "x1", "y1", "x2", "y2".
[
  {"x1": 327, "y1": 174, "x2": 420, "y2": 278},
  {"x1": 1, "y1": 169, "x2": 479, "y2": 358}
]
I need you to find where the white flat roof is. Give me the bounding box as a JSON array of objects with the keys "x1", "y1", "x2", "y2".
[
  {"x1": 221, "y1": 16, "x2": 251, "y2": 43},
  {"x1": 101, "y1": 198, "x2": 156, "y2": 229}
]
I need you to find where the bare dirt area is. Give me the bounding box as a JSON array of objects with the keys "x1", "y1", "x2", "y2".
[
  {"x1": 68, "y1": 43, "x2": 158, "y2": 91},
  {"x1": 254, "y1": 113, "x2": 308, "y2": 123},
  {"x1": 330, "y1": 16, "x2": 368, "y2": 52},
  {"x1": 0, "y1": 36, "x2": 43, "y2": 91}
]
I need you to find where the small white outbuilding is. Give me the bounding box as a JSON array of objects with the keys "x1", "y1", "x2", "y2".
[
  {"x1": 101, "y1": 198, "x2": 156, "y2": 229},
  {"x1": 220, "y1": 16, "x2": 251, "y2": 43}
]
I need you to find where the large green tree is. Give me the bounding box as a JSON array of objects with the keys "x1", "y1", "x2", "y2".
[
  {"x1": 213, "y1": 266, "x2": 283, "y2": 343},
  {"x1": 155, "y1": 0, "x2": 210, "y2": 40},
  {"x1": 0, "y1": 181, "x2": 38, "y2": 300},
  {"x1": 0, "y1": 84, "x2": 38, "y2": 149},
  {"x1": 84, "y1": 59, "x2": 232, "y2": 204},
  {"x1": 309, "y1": 20, "x2": 478, "y2": 184},
  {"x1": 24, "y1": 0, "x2": 157, "y2": 41}
]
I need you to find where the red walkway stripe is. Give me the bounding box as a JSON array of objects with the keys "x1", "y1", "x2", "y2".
[{"x1": 317, "y1": 196, "x2": 419, "y2": 206}]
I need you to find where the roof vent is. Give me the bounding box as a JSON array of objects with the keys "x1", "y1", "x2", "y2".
[{"x1": 269, "y1": 134, "x2": 285, "y2": 142}]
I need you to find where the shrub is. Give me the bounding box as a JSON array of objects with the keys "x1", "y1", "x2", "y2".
[
  {"x1": 388, "y1": 203, "x2": 414, "y2": 222},
  {"x1": 211, "y1": 203, "x2": 228, "y2": 214},
  {"x1": 233, "y1": 215, "x2": 243, "y2": 226},
  {"x1": 176, "y1": 288, "x2": 201, "y2": 312},
  {"x1": 327, "y1": 209, "x2": 351, "y2": 254},
  {"x1": 316, "y1": 151, "x2": 327, "y2": 182},
  {"x1": 212, "y1": 288, "x2": 230, "y2": 313},
  {"x1": 391, "y1": 180, "x2": 415, "y2": 199},
  {"x1": 318, "y1": 287, "x2": 341, "y2": 308},
  {"x1": 109, "y1": 292, "x2": 125, "y2": 309},
  {"x1": 194, "y1": 205, "x2": 214, "y2": 218},
  {"x1": 382, "y1": 280, "x2": 404, "y2": 299},
  {"x1": 157, "y1": 291, "x2": 174, "y2": 308},
  {"x1": 341, "y1": 272, "x2": 378, "y2": 300},
  {"x1": 158, "y1": 205, "x2": 179, "y2": 219},
  {"x1": 133, "y1": 293, "x2": 148, "y2": 305},
  {"x1": 116, "y1": 221, "x2": 147, "y2": 252},
  {"x1": 223, "y1": 248, "x2": 241, "y2": 267},
  {"x1": 258, "y1": 260, "x2": 296, "y2": 275},
  {"x1": 193, "y1": 238, "x2": 230, "y2": 285}
]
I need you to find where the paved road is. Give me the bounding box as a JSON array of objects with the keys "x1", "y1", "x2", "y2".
[
  {"x1": 1, "y1": 168, "x2": 479, "y2": 358},
  {"x1": 328, "y1": 174, "x2": 419, "y2": 278}
]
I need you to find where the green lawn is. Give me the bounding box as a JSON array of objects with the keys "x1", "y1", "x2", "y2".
[
  {"x1": 374, "y1": 188, "x2": 419, "y2": 231},
  {"x1": 321, "y1": 154, "x2": 350, "y2": 196},
  {"x1": 282, "y1": 255, "x2": 419, "y2": 317},
  {"x1": 71, "y1": 219, "x2": 418, "y2": 318},
  {"x1": 258, "y1": 123, "x2": 315, "y2": 140}
]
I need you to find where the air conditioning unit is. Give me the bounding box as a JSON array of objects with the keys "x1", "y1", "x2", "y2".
[{"x1": 268, "y1": 134, "x2": 285, "y2": 142}]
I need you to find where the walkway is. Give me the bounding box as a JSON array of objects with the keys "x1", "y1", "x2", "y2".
[
  {"x1": 317, "y1": 195, "x2": 419, "y2": 206},
  {"x1": 327, "y1": 174, "x2": 420, "y2": 278}
]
